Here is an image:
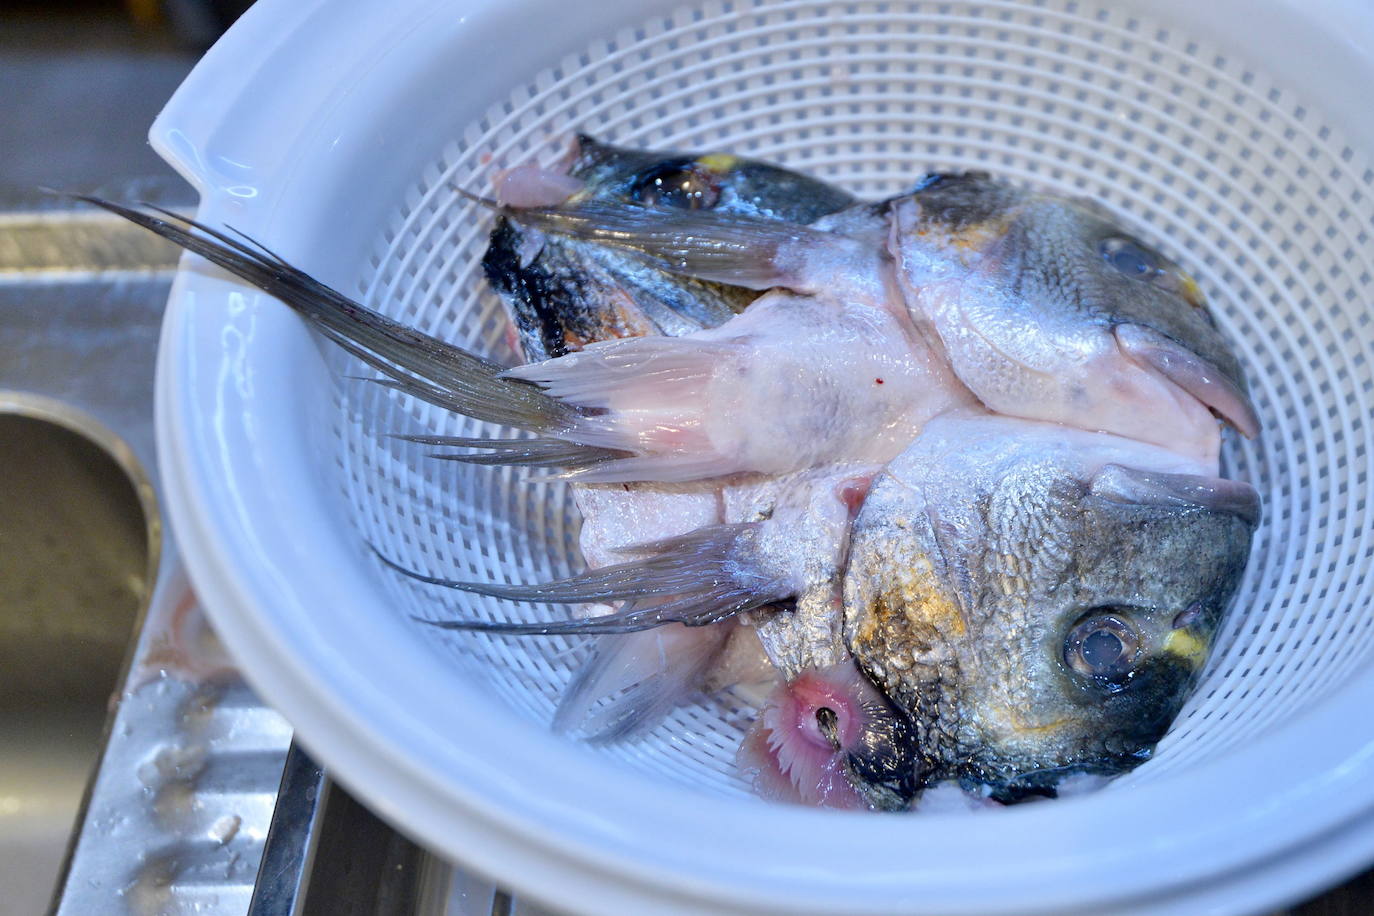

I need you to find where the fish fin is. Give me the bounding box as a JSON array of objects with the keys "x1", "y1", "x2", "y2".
[
  {"x1": 505, "y1": 335, "x2": 731, "y2": 407},
  {"x1": 385, "y1": 523, "x2": 793, "y2": 635},
  {"x1": 506, "y1": 199, "x2": 846, "y2": 292},
  {"x1": 503, "y1": 336, "x2": 759, "y2": 483},
  {"x1": 390, "y1": 433, "x2": 627, "y2": 470},
  {"x1": 72, "y1": 196, "x2": 578, "y2": 433},
  {"x1": 78, "y1": 197, "x2": 779, "y2": 482},
  {"x1": 560, "y1": 453, "x2": 747, "y2": 484},
  {"x1": 553, "y1": 625, "x2": 732, "y2": 741},
  {"x1": 1114, "y1": 323, "x2": 1260, "y2": 438}
]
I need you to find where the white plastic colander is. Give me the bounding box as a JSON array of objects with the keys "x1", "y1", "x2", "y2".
[{"x1": 153, "y1": 0, "x2": 1374, "y2": 913}]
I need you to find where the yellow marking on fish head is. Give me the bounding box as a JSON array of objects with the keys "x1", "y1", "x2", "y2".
[
  {"x1": 1163, "y1": 628, "x2": 1208, "y2": 667},
  {"x1": 911, "y1": 205, "x2": 1018, "y2": 267},
  {"x1": 696, "y1": 153, "x2": 741, "y2": 174},
  {"x1": 1004, "y1": 708, "x2": 1071, "y2": 736},
  {"x1": 1178, "y1": 272, "x2": 1206, "y2": 309},
  {"x1": 901, "y1": 553, "x2": 965, "y2": 636},
  {"x1": 865, "y1": 552, "x2": 966, "y2": 640}
]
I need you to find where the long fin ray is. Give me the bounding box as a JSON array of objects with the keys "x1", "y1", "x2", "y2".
[
  {"x1": 506, "y1": 199, "x2": 839, "y2": 291},
  {"x1": 73, "y1": 196, "x2": 578, "y2": 432},
  {"x1": 391, "y1": 433, "x2": 628, "y2": 469},
  {"x1": 378, "y1": 523, "x2": 792, "y2": 635}
]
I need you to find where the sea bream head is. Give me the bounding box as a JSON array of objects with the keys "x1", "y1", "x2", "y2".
[
  {"x1": 889, "y1": 173, "x2": 1260, "y2": 468},
  {"x1": 483, "y1": 135, "x2": 854, "y2": 361},
  {"x1": 564, "y1": 134, "x2": 855, "y2": 222},
  {"x1": 842, "y1": 412, "x2": 1258, "y2": 803}
]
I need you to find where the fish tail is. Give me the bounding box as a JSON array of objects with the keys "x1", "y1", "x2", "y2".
[
  {"x1": 75, "y1": 198, "x2": 775, "y2": 481},
  {"x1": 72, "y1": 196, "x2": 582, "y2": 435}
]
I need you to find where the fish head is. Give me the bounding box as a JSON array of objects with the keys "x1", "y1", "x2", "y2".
[
  {"x1": 569, "y1": 134, "x2": 856, "y2": 221},
  {"x1": 484, "y1": 136, "x2": 855, "y2": 361},
  {"x1": 892, "y1": 174, "x2": 1258, "y2": 456},
  {"x1": 843, "y1": 414, "x2": 1258, "y2": 803}
]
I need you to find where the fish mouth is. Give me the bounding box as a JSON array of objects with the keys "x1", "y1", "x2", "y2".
[
  {"x1": 1088, "y1": 464, "x2": 1262, "y2": 526},
  {"x1": 1114, "y1": 322, "x2": 1261, "y2": 439}
]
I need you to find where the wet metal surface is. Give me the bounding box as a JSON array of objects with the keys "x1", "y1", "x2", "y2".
[
  {"x1": 0, "y1": 194, "x2": 177, "y2": 916},
  {"x1": 0, "y1": 189, "x2": 290, "y2": 916},
  {"x1": 248, "y1": 743, "x2": 427, "y2": 916},
  {"x1": 0, "y1": 415, "x2": 152, "y2": 916}
]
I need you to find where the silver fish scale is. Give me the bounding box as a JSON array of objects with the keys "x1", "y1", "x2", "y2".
[{"x1": 983, "y1": 465, "x2": 1072, "y2": 604}]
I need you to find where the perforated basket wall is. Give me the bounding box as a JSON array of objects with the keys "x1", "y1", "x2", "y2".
[{"x1": 330, "y1": 0, "x2": 1373, "y2": 799}]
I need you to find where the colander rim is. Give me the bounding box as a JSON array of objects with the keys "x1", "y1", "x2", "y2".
[{"x1": 150, "y1": 0, "x2": 1374, "y2": 911}]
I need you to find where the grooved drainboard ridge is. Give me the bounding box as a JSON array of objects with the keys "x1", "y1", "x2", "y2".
[{"x1": 0, "y1": 209, "x2": 185, "y2": 277}]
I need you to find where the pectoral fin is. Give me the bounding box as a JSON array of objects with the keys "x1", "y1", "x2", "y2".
[
  {"x1": 382, "y1": 523, "x2": 793, "y2": 635},
  {"x1": 503, "y1": 198, "x2": 848, "y2": 293}
]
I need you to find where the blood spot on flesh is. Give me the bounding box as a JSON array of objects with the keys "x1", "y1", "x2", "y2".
[
  {"x1": 875, "y1": 378, "x2": 885, "y2": 385},
  {"x1": 836, "y1": 475, "x2": 876, "y2": 517}
]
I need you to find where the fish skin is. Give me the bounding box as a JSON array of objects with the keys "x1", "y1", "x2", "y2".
[
  {"x1": 478, "y1": 159, "x2": 1263, "y2": 799},
  {"x1": 570, "y1": 134, "x2": 856, "y2": 223},
  {"x1": 889, "y1": 172, "x2": 1257, "y2": 465},
  {"x1": 843, "y1": 411, "x2": 1257, "y2": 798},
  {"x1": 475, "y1": 155, "x2": 972, "y2": 801},
  {"x1": 506, "y1": 171, "x2": 1258, "y2": 470},
  {"x1": 482, "y1": 134, "x2": 856, "y2": 362},
  {"x1": 504, "y1": 287, "x2": 974, "y2": 483},
  {"x1": 724, "y1": 465, "x2": 879, "y2": 679},
  {"x1": 484, "y1": 141, "x2": 877, "y2": 739}
]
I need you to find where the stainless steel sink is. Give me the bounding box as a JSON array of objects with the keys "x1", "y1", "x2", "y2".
[
  {"x1": 0, "y1": 189, "x2": 300, "y2": 916},
  {"x1": 0, "y1": 192, "x2": 174, "y2": 915},
  {"x1": 0, "y1": 410, "x2": 155, "y2": 916}
]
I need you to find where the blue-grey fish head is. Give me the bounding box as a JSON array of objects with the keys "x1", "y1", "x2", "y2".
[
  {"x1": 842, "y1": 413, "x2": 1259, "y2": 803},
  {"x1": 568, "y1": 134, "x2": 856, "y2": 222},
  {"x1": 891, "y1": 173, "x2": 1259, "y2": 449},
  {"x1": 483, "y1": 135, "x2": 855, "y2": 361}
]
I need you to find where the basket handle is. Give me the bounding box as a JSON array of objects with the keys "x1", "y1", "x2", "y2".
[{"x1": 148, "y1": 0, "x2": 445, "y2": 201}]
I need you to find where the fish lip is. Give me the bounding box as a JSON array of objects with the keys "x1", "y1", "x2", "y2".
[
  {"x1": 1114, "y1": 322, "x2": 1262, "y2": 439},
  {"x1": 1088, "y1": 464, "x2": 1263, "y2": 526}
]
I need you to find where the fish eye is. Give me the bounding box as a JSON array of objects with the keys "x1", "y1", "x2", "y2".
[
  {"x1": 631, "y1": 162, "x2": 721, "y2": 210},
  {"x1": 1101, "y1": 237, "x2": 1206, "y2": 306},
  {"x1": 1100, "y1": 237, "x2": 1161, "y2": 279},
  {"x1": 1063, "y1": 611, "x2": 1141, "y2": 685}
]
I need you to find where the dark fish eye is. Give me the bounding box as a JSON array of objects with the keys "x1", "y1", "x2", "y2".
[
  {"x1": 1100, "y1": 237, "x2": 1160, "y2": 279},
  {"x1": 631, "y1": 162, "x2": 721, "y2": 210},
  {"x1": 1064, "y1": 612, "x2": 1141, "y2": 685}
]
